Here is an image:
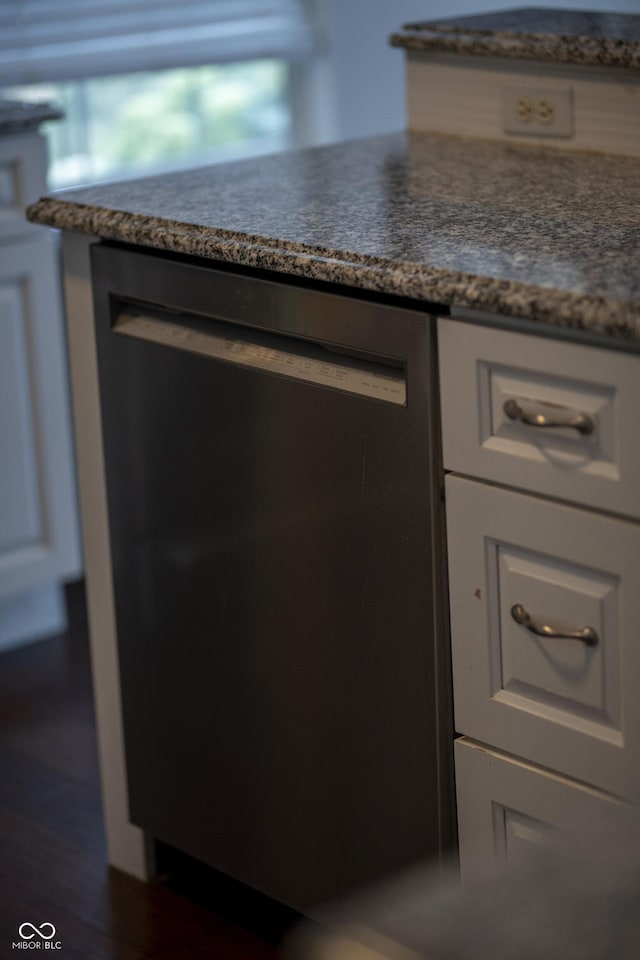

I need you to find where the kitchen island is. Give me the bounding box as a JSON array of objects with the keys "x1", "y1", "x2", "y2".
[{"x1": 26, "y1": 6, "x2": 640, "y2": 912}]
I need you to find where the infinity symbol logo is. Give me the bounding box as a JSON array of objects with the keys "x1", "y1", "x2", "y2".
[{"x1": 18, "y1": 922, "x2": 56, "y2": 940}]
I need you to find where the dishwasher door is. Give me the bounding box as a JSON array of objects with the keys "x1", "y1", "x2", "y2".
[{"x1": 91, "y1": 243, "x2": 452, "y2": 913}]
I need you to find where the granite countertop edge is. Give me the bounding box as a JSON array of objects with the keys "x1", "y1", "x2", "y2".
[
  {"x1": 27, "y1": 196, "x2": 640, "y2": 344},
  {"x1": 0, "y1": 99, "x2": 64, "y2": 135},
  {"x1": 389, "y1": 30, "x2": 640, "y2": 70}
]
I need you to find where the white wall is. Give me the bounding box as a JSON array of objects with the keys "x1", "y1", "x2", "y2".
[{"x1": 324, "y1": 0, "x2": 640, "y2": 143}]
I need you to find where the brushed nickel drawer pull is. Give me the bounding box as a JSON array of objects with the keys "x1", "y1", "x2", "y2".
[
  {"x1": 510, "y1": 603, "x2": 599, "y2": 647},
  {"x1": 503, "y1": 398, "x2": 594, "y2": 435}
]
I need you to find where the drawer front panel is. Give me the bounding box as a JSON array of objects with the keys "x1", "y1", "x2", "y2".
[
  {"x1": 438, "y1": 318, "x2": 640, "y2": 520},
  {"x1": 455, "y1": 738, "x2": 620, "y2": 875},
  {"x1": 446, "y1": 475, "x2": 640, "y2": 796}
]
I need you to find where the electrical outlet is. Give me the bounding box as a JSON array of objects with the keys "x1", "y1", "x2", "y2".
[{"x1": 501, "y1": 87, "x2": 574, "y2": 138}]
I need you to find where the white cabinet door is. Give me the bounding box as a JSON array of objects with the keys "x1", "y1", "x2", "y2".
[{"x1": 0, "y1": 235, "x2": 80, "y2": 601}]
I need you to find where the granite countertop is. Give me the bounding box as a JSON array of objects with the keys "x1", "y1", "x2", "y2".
[
  {"x1": 390, "y1": 8, "x2": 640, "y2": 69},
  {"x1": 0, "y1": 99, "x2": 63, "y2": 135},
  {"x1": 27, "y1": 132, "x2": 640, "y2": 343}
]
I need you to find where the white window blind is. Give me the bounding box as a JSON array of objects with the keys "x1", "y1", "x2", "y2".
[{"x1": 0, "y1": 0, "x2": 317, "y2": 86}]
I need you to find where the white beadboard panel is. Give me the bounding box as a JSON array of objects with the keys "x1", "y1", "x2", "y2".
[
  {"x1": 455, "y1": 738, "x2": 620, "y2": 876},
  {"x1": 0, "y1": 235, "x2": 81, "y2": 598},
  {"x1": 438, "y1": 317, "x2": 640, "y2": 521},
  {"x1": 446, "y1": 475, "x2": 640, "y2": 798},
  {"x1": 406, "y1": 53, "x2": 640, "y2": 157}
]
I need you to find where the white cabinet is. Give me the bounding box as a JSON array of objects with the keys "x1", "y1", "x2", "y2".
[
  {"x1": 0, "y1": 127, "x2": 80, "y2": 650},
  {"x1": 440, "y1": 317, "x2": 640, "y2": 869}
]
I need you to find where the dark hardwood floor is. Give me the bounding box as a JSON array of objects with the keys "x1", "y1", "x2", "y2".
[{"x1": 0, "y1": 581, "x2": 297, "y2": 959}]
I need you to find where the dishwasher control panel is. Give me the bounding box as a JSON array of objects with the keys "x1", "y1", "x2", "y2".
[{"x1": 114, "y1": 308, "x2": 407, "y2": 406}]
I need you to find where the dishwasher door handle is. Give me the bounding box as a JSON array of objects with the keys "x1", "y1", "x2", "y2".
[{"x1": 113, "y1": 305, "x2": 407, "y2": 406}]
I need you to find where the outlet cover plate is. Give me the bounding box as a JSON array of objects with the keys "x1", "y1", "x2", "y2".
[{"x1": 501, "y1": 87, "x2": 574, "y2": 138}]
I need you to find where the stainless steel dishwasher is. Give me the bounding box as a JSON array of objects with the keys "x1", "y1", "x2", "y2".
[{"x1": 91, "y1": 242, "x2": 453, "y2": 914}]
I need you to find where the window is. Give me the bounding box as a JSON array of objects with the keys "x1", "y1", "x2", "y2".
[
  {"x1": 6, "y1": 61, "x2": 291, "y2": 187},
  {"x1": 1, "y1": 0, "x2": 321, "y2": 187}
]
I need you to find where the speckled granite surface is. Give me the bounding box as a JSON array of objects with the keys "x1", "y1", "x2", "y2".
[
  {"x1": 0, "y1": 99, "x2": 63, "y2": 135},
  {"x1": 27, "y1": 132, "x2": 640, "y2": 342},
  {"x1": 391, "y1": 8, "x2": 640, "y2": 69}
]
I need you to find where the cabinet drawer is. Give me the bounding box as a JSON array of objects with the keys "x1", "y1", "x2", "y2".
[
  {"x1": 446, "y1": 475, "x2": 640, "y2": 797},
  {"x1": 455, "y1": 738, "x2": 620, "y2": 876},
  {"x1": 438, "y1": 318, "x2": 640, "y2": 520}
]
